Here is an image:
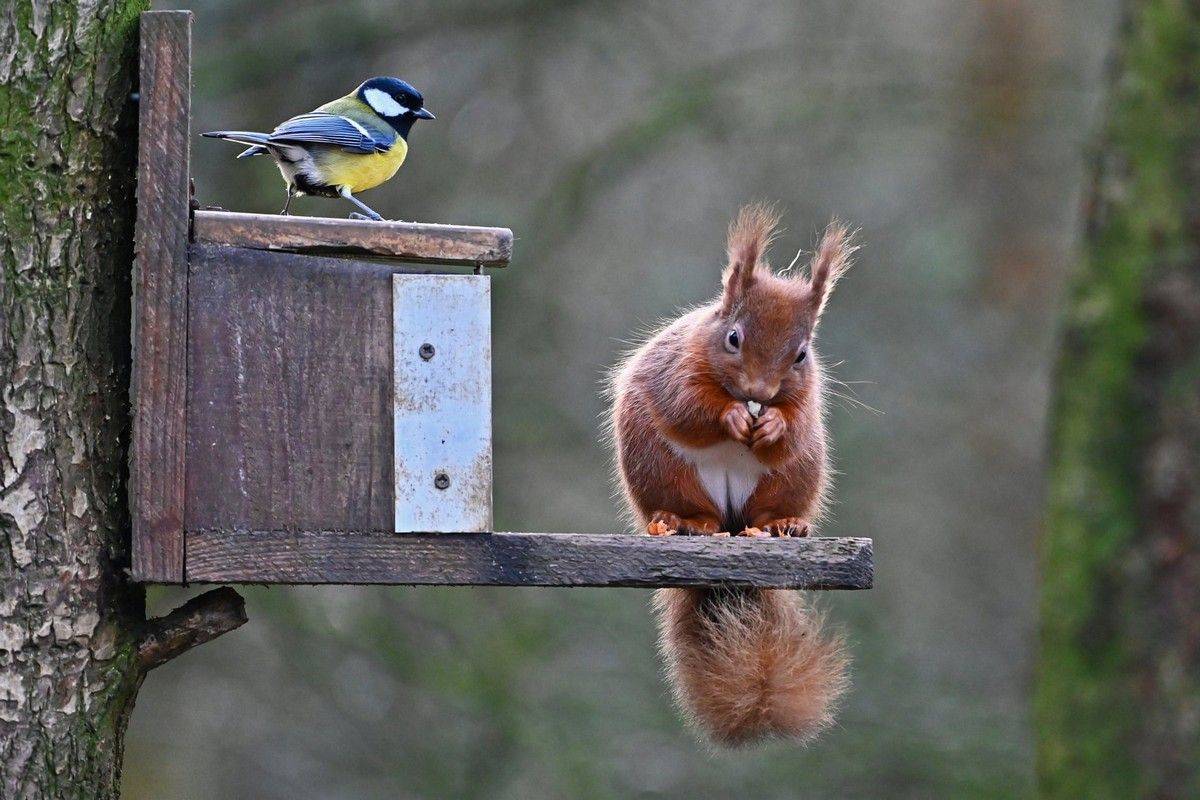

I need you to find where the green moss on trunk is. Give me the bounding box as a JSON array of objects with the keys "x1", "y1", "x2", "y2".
[
  {"x1": 0, "y1": 1, "x2": 149, "y2": 797},
  {"x1": 1037, "y1": 2, "x2": 1200, "y2": 797}
]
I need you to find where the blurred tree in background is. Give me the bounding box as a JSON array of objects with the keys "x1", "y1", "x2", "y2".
[
  {"x1": 119, "y1": 1, "x2": 1126, "y2": 798},
  {"x1": 1038, "y1": 1, "x2": 1200, "y2": 798}
]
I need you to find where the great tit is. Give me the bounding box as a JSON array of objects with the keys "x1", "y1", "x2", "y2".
[{"x1": 202, "y1": 77, "x2": 434, "y2": 221}]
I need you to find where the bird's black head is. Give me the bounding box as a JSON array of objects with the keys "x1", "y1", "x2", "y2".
[{"x1": 356, "y1": 77, "x2": 434, "y2": 137}]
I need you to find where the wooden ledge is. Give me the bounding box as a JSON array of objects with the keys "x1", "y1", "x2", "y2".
[
  {"x1": 183, "y1": 530, "x2": 874, "y2": 589},
  {"x1": 192, "y1": 210, "x2": 512, "y2": 267}
]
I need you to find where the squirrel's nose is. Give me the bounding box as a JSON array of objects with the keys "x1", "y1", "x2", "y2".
[{"x1": 741, "y1": 380, "x2": 780, "y2": 404}]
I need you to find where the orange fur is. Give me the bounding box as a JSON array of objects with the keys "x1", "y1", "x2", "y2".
[
  {"x1": 807, "y1": 221, "x2": 857, "y2": 318},
  {"x1": 609, "y1": 204, "x2": 857, "y2": 746},
  {"x1": 721, "y1": 203, "x2": 780, "y2": 315},
  {"x1": 654, "y1": 587, "x2": 849, "y2": 746}
]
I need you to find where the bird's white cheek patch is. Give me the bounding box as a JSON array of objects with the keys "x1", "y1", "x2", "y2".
[{"x1": 364, "y1": 87, "x2": 408, "y2": 117}]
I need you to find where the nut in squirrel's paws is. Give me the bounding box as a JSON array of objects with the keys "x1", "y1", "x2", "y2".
[{"x1": 746, "y1": 400, "x2": 763, "y2": 419}]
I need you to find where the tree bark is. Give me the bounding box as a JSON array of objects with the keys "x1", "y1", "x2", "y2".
[
  {"x1": 1038, "y1": 2, "x2": 1200, "y2": 798},
  {"x1": 0, "y1": 3, "x2": 245, "y2": 798}
]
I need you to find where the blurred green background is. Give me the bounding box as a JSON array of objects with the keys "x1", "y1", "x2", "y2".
[{"x1": 129, "y1": 1, "x2": 1121, "y2": 797}]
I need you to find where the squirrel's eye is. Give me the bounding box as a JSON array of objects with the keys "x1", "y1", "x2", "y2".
[
  {"x1": 725, "y1": 329, "x2": 741, "y2": 353},
  {"x1": 795, "y1": 349, "x2": 807, "y2": 364}
]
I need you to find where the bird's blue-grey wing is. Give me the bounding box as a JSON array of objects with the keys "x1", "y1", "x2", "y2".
[{"x1": 267, "y1": 112, "x2": 392, "y2": 154}]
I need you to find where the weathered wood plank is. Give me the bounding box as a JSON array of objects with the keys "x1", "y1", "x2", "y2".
[
  {"x1": 130, "y1": 10, "x2": 191, "y2": 582},
  {"x1": 184, "y1": 531, "x2": 874, "y2": 589},
  {"x1": 185, "y1": 243, "x2": 394, "y2": 533},
  {"x1": 193, "y1": 210, "x2": 513, "y2": 267},
  {"x1": 393, "y1": 275, "x2": 492, "y2": 532}
]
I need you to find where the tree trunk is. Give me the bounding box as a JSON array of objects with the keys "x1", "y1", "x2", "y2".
[
  {"x1": 1037, "y1": 2, "x2": 1200, "y2": 798},
  {"x1": 0, "y1": 4, "x2": 244, "y2": 797}
]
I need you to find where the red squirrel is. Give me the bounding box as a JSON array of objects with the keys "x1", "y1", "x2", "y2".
[{"x1": 609, "y1": 204, "x2": 855, "y2": 745}]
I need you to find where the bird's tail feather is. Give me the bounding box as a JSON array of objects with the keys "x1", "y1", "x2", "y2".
[
  {"x1": 654, "y1": 586, "x2": 848, "y2": 746},
  {"x1": 201, "y1": 130, "x2": 271, "y2": 158}
]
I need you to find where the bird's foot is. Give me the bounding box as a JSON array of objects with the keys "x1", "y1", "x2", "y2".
[{"x1": 349, "y1": 211, "x2": 385, "y2": 222}]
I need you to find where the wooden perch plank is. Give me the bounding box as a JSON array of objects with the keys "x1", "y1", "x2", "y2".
[
  {"x1": 193, "y1": 210, "x2": 513, "y2": 267},
  {"x1": 131, "y1": 10, "x2": 191, "y2": 582},
  {"x1": 184, "y1": 531, "x2": 874, "y2": 589}
]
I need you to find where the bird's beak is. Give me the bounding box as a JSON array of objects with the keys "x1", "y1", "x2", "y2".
[{"x1": 414, "y1": 107, "x2": 435, "y2": 120}]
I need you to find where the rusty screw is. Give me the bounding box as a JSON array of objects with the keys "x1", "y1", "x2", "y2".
[
  {"x1": 419, "y1": 342, "x2": 435, "y2": 361},
  {"x1": 434, "y1": 472, "x2": 450, "y2": 490}
]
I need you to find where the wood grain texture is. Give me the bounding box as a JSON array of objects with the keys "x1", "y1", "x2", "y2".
[
  {"x1": 184, "y1": 531, "x2": 874, "y2": 588},
  {"x1": 185, "y1": 243, "x2": 394, "y2": 533},
  {"x1": 193, "y1": 210, "x2": 513, "y2": 267},
  {"x1": 130, "y1": 11, "x2": 191, "y2": 582}
]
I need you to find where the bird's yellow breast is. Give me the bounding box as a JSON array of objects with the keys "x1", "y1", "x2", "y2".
[{"x1": 317, "y1": 138, "x2": 408, "y2": 194}]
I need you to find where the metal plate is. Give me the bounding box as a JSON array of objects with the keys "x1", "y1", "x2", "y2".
[{"x1": 393, "y1": 274, "x2": 492, "y2": 532}]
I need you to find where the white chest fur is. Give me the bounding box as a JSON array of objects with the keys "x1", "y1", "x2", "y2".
[{"x1": 669, "y1": 440, "x2": 770, "y2": 517}]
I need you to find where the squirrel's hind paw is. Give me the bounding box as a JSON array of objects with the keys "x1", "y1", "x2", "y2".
[
  {"x1": 647, "y1": 512, "x2": 721, "y2": 536},
  {"x1": 647, "y1": 520, "x2": 676, "y2": 536},
  {"x1": 760, "y1": 518, "x2": 811, "y2": 537}
]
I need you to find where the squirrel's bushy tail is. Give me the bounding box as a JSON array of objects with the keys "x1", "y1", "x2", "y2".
[{"x1": 654, "y1": 587, "x2": 848, "y2": 746}]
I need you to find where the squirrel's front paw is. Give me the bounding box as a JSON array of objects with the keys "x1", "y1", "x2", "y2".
[
  {"x1": 750, "y1": 406, "x2": 786, "y2": 450},
  {"x1": 721, "y1": 402, "x2": 754, "y2": 445}
]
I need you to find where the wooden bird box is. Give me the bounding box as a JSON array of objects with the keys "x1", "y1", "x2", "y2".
[{"x1": 130, "y1": 10, "x2": 873, "y2": 590}]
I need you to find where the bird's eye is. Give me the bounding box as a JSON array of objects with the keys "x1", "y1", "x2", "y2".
[
  {"x1": 794, "y1": 349, "x2": 807, "y2": 365},
  {"x1": 725, "y1": 328, "x2": 741, "y2": 354}
]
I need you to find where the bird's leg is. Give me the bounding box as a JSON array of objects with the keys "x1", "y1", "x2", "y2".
[
  {"x1": 280, "y1": 186, "x2": 295, "y2": 216},
  {"x1": 339, "y1": 187, "x2": 384, "y2": 221}
]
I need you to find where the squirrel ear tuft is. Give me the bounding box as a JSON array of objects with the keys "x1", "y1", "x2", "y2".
[
  {"x1": 807, "y1": 220, "x2": 857, "y2": 318},
  {"x1": 721, "y1": 203, "x2": 780, "y2": 315}
]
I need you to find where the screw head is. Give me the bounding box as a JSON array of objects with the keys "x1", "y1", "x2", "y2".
[
  {"x1": 434, "y1": 472, "x2": 450, "y2": 490},
  {"x1": 419, "y1": 342, "x2": 435, "y2": 361}
]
